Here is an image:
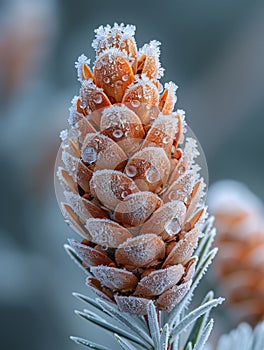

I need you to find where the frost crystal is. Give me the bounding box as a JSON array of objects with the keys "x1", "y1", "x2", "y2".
[
  {"x1": 75, "y1": 54, "x2": 91, "y2": 82},
  {"x1": 139, "y1": 40, "x2": 165, "y2": 79},
  {"x1": 60, "y1": 129, "x2": 68, "y2": 141},
  {"x1": 165, "y1": 81, "x2": 178, "y2": 105},
  {"x1": 92, "y1": 23, "x2": 136, "y2": 55}
]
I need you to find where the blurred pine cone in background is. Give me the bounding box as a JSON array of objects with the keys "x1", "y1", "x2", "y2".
[
  {"x1": 55, "y1": 23, "x2": 208, "y2": 315},
  {"x1": 208, "y1": 180, "x2": 264, "y2": 325}
]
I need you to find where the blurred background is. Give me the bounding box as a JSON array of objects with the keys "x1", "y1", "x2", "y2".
[{"x1": 0, "y1": 0, "x2": 263, "y2": 349}]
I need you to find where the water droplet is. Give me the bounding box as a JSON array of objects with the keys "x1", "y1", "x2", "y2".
[
  {"x1": 125, "y1": 165, "x2": 137, "y2": 177},
  {"x1": 178, "y1": 165, "x2": 185, "y2": 174},
  {"x1": 122, "y1": 74, "x2": 129, "y2": 81},
  {"x1": 100, "y1": 233, "x2": 107, "y2": 243},
  {"x1": 103, "y1": 76, "x2": 110, "y2": 84},
  {"x1": 125, "y1": 131, "x2": 129, "y2": 137},
  {"x1": 153, "y1": 275, "x2": 159, "y2": 283},
  {"x1": 165, "y1": 217, "x2": 181, "y2": 236},
  {"x1": 113, "y1": 129, "x2": 123, "y2": 138},
  {"x1": 135, "y1": 125, "x2": 139, "y2": 130},
  {"x1": 146, "y1": 167, "x2": 160, "y2": 183},
  {"x1": 163, "y1": 136, "x2": 170, "y2": 144},
  {"x1": 131, "y1": 99, "x2": 140, "y2": 108},
  {"x1": 80, "y1": 101, "x2": 87, "y2": 109},
  {"x1": 71, "y1": 166, "x2": 76, "y2": 172},
  {"x1": 120, "y1": 41, "x2": 126, "y2": 48},
  {"x1": 146, "y1": 104, "x2": 151, "y2": 110},
  {"x1": 82, "y1": 146, "x2": 97, "y2": 164},
  {"x1": 121, "y1": 191, "x2": 128, "y2": 199},
  {"x1": 115, "y1": 80, "x2": 123, "y2": 87},
  {"x1": 94, "y1": 94, "x2": 103, "y2": 104},
  {"x1": 168, "y1": 190, "x2": 178, "y2": 201}
]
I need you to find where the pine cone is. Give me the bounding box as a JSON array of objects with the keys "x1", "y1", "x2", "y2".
[
  {"x1": 208, "y1": 180, "x2": 264, "y2": 324},
  {"x1": 55, "y1": 23, "x2": 208, "y2": 315}
]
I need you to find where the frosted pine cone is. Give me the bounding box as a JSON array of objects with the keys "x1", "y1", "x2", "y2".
[
  {"x1": 208, "y1": 180, "x2": 264, "y2": 324},
  {"x1": 55, "y1": 23, "x2": 208, "y2": 315}
]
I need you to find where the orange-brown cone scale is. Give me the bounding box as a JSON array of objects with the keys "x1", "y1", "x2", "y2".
[
  {"x1": 209, "y1": 181, "x2": 264, "y2": 325},
  {"x1": 57, "y1": 23, "x2": 207, "y2": 315}
]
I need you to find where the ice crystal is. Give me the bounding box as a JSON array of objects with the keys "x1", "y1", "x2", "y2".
[
  {"x1": 60, "y1": 129, "x2": 68, "y2": 141},
  {"x1": 75, "y1": 54, "x2": 91, "y2": 82},
  {"x1": 139, "y1": 40, "x2": 165, "y2": 79},
  {"x1": 92, "y1": 23, "x2": 136, "y2": 55}
]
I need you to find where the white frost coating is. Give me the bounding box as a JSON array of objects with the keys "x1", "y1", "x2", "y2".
[
  {"x1": 139, "y1": 40, "x2": 161, "y2": 58},
  {"x1": 151, "y1": 113, "x2": 179, "y2": 138},
  {"x1": 133, "y1": 73, "x2": 158, "y2": 90},
  {"x1": 61, "y1": 150, "x2": 79, "y2": 181},
  {"x1": 81, "y1": 133, "x2": 128, "y2": 171},
  {"x1": 137, "y1": 265, "x2": 184, "y2": 296},
  {"x1": 115, "y1": 192, "x2": 160, "y2": 226},
  {"x1": 186, "y1": 178, "x2": 207, "y2": 220},
  {"x1": 92, "y1": 23, "x2": 136, "y2": 54},
  {"x1": 96, "y1": 46, "x2": 131, "y2": 65},
  {"x1": 125, "y1": 147, "x2": 171, "y2": 192},
  {"x1": 156, "y1": 280, "x2": 192, "y2": 310},
  {"x1": 61, "y1": 202, "x2": 87, "y2": 237},
  {"x1": 71, "y1": 95, "x2": 79, "y2": 106},
  {"x1": 139, "y1": 40, "x2": 165, "y2": 79},
  {"x1": 167, "y1": 168, "x2": 201, "y2": 203},
  {"x1": 91, "y1": 265, "x2": 137, "y2": 290},
  {"x1": 130, "y1": 147, "x2": 170, "y2": 175},
  {"x1": 85, "y1": 218, "x2": 131, "y2": 247},
  {"x1": 60, "y1": 129, "x2": 68, "y2": 141},
  {"x1": 165, "y1": 81, "x2": 178, "y2": 94},
  {"x1": 164, "y1": 81, "x2": 178, "y2": 106},
  {"x1": 102, "y1": 103, "x2": 132, "y2": 118},
  {"x1": 115, "y1": 295, "x2": 149, "y2": 315},
  {"x1": 64, "y1": 190, "x2": 92, "y2": 222},
  {"x1": 116, "y1": 234, "x2": 162, "y2": 266},
  {"x1": 81, "y1": 79, "x2": 102, "y2": 91},
  {"x1": 61, "y1": 127, "x2": 80, "y2": 153},
  {"x1": 141, "y1": 200, "x2": 186, "y2": 236},
  {"x1": 101, "y1": 104, "x2": 139, "y2": 130},
  {"x1": 90, "y1": 169, "x2": 138, "y2": 210},
  {"x1": 176, "y1": 108, "x2": 185, "y2": 119},
  {"x1": 75, "y1": 54, "x2": 91, "y2": 82},
  {"x1": 194, "y1": 206, "x2": 208, "y2": 232},
  {"x1": 68, "y1": 96, "x2": 81, "y2": 126},
  {"x1": 176, "y1": 109, "x2": 187, "y2": 141},
  {"x1": 56, "y1": 166, "x2": 75, "y2": 192},
  {"x1": 173, "y1": 137, "x2": 200, "y2": 179}
]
